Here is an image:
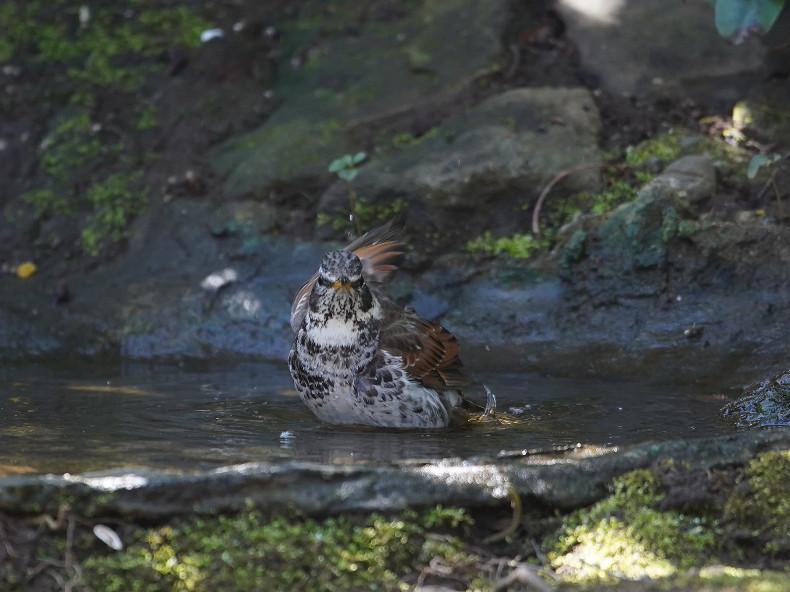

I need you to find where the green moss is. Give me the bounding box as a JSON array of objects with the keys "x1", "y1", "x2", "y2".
[
  {"x1": 1, "y1": 1, "x2": 209, "y2": 256},
  {"x1": 318, "y1": 191, "x2": 408, "y2": 236},
  {"x1": 560, "y1": 229, "x2": 587, "y2": 267},
  {"x1": 136, "y1": 104, "x2": 159, "y2": 131},
  {"x1": 21, "y1": 188, "x2": 73, "y2": 218},
  {"x1": 466, "y1": 231, "x2": 549, "y2": 259},
  {"x1": 548, "y1": 469, "x2": 719, "y2": 584},
  {"x1": 83, "y1": 506, "x2": 474, "y2": 592},
  {"x1": 80, "y1": 172, "x2": 148, "y2": 256},
  {"x1": 625, "y1": 133, "x2": 684, "y2": 168},
  {"x1": 2, "y1": 1, "x2": 206, "y2": 96},
  {"x1": 39, "y1": 111, "x2": 110, "y2": 181},
  {"x1": 661, "y1": 206, "x2": 681, "y2": 241},
  {"x1": 724, "y1": 450, "x2": 790, "y2": 553}
]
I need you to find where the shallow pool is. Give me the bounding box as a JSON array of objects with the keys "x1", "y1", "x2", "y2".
[{"x1": 0, "y1": 360, "x2": 737, "y2": 474}]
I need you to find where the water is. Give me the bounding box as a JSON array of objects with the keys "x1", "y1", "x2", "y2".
[{"x1": 0, "y1": 361, "x2": 737, "y2": 475}]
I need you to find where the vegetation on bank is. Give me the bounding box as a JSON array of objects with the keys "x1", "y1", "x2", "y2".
[
  {"x1": 1, "y1": 0, "x2": 208, "y2": 256},
  {"x1": 1, "y1": 449, "x2": 787, "y2": 591},
  {"x1": 466, "y1": 130, "x2": 750, "y2": 260}
]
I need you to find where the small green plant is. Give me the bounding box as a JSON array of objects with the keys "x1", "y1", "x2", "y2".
[
  {"x1": 82, "y1": 506, "x2": 475, "y2": 592},
  {"x1": 0, "y1": 1, "x2": 209, "y2": 257},
  {"x1": 466, "y1": 231, "x2": 547, "y2": 259},
  {"x1": 39, "y1": 111, "x2": 109, "y2": 182},
  {"x1": 21, "y1": 188, "x2": 73, "y2": 218},
  {"x1": 328, "y1": 151, "x2": 366, "y2": 183},
  {"x1": 548, "y1": 469, "x2": 720, "y2": 584},
  {"x1": 322, "y1": 151, "x2": 407, "y2": 235},
  {"x1": 80, "y1": 172, "x2": 147, "y2": 256}
]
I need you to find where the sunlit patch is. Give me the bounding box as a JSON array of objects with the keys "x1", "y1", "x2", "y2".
[
  {"x1": 0, "y1": 463, "x2": 38, "y2": 475},
  {"x1": 552, "y1": 518, "x2": 677, "y2": 581},
  {"x1": 65, "y1": 384, "x2": 153, "y2": 396},
  {"x1": 417, "y1": 464, "x2": 510, "y2": 499},
  {"x1": 200, "y1": 267, "x2": 238, "y2": 290},
  {"x1": 73, "y1": 472, "x2": 149, "y2": 490},
  {"x1": 558, "y1": 0, "x2": 626, "y2": 25},
  {"x1": 699, "y1": 565, "x2": 762, "y2": 579}
]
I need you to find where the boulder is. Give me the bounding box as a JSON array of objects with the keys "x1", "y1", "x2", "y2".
[
  {"x1": 208, "y1": 0, "x2": 510, "y2": 197},
  {"x1": 338, "y1": 87, "x2": 602, "y2": 244}
]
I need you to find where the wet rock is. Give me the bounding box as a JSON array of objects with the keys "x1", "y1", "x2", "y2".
[
  {"x1": 722, "y1": 370, "x2": 790, "y2": 427},
  {"x1": 341, "y1": 87, "x2": 602, "y2": 244},
  {"x1": 0, "y1": 430, "x2": 787, "y2": 518},
  {"x1": 555, "y1": 0, "x2": 766, "y2": 105},
  {"x1": 0, "y1": 199, "x2": 322, "y2": 361},
  {"x1": 430, "y1": 153, "x2": 790, "y2": 380},
  {"x1": 208, "y1": 0, "x2": 510, "y2": 197}
]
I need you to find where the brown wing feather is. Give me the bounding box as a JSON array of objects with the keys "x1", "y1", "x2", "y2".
[
  {"x1": 290, "y1": 222, "x2": 404, "y2": 333},
  {"x1": 381, "y1": 308, "x2": 470, "y2": 390}
]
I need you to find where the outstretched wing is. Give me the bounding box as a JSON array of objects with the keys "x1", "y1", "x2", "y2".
[
  {"x1": 380, "y1": 306, "x2": 468, "y2": 389},
  {"x1": 381, "y1": 306, "x2": 492, "y2": 411},
  {"x1": 290, "y1": 221, "x2": 404, "y2": 333}
]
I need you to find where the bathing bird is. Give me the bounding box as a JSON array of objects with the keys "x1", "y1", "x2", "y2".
[{"x1": 288, "y1": 222, "x2": 493, "y2": 428}]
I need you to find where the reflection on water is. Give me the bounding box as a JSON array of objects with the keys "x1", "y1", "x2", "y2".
[{"x1": 0, "y1": 361, "x2": 738, "y2": 474}]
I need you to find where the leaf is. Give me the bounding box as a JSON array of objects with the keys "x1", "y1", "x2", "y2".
[
  {"x1": 93, "y1": 524, "x2": 124, "y2": 550},
  {"x1": 713, "y1": 0, "x2": 785, "y2": 44},
  {"x1": 328, "y1": 156, "x2": 348, "y2": 173},
  {"x1": 746, "y1": 152, "x2": 781, "y2": 178},
  {"x1": 338, "y1": 168, "x2": 358, "y2": 182},
  {"x1": 15, "y1": 262, "x2": 37, "y2": 278}
]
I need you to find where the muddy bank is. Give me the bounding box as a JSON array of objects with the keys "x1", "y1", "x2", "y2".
[{"x1": 1, "y1": 0, "x2": 787, "y2": 389}]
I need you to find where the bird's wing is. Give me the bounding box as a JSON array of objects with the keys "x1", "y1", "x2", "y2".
[
  {"x1": 380, "y1": 307, "x2": 469, "y2": 389},
  {"x1": 290, "y1": 221, "x2": 404, "y2": 333},
  {"x1": 381, "y1": 307, "x2": 492, "y2": 411}
]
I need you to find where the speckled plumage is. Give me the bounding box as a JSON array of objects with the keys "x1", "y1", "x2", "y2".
[{"x1": 288, "y1": 224, "x2": 488, "y2": 428}]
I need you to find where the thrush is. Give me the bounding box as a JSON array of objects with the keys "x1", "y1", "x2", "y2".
[{"x1": 288, "y1": 222, "x2": 494, "y2": 428}]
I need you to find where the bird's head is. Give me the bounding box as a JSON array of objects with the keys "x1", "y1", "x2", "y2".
[
  {"x1": 309, "y1": 250, "x2": 377, "y2": 323},
  {"x1": 317, "y1": 250, "x2": 365, "y2": 292}
]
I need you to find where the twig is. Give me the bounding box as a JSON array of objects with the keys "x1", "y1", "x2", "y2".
[
  {"x1": 492, "y1": 563, "x2": 552, "y2": 592},
  {"x1": 771, "y1": 177, "x2": 786, "y2": 219},
  {"x1": 755, "y1": 150, "x2": 790, "y2": 219},
  {"x1": 483, "y1": 485, "x2": 523, "y2": 544},
  {"x1": 532, "y1": 163, "x2": 600, "y2": 236}
]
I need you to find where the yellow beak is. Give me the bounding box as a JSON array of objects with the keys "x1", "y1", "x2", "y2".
[{"x1": 331, "y1": 279, "x2": 353, "y2": 290}]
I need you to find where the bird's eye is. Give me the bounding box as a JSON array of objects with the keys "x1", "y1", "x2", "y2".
[
  {"x1": 350, "y1": 277, "x2": 364, "y2": 289},
  {"x1": 317, "y1": 275, "x2": 333, "y2": 287}
]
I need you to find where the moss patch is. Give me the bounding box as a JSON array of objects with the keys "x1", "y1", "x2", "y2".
[
  {"x1": 547, "y1": 469, "x2": 719, "y2": 584},
  {"x1": 724, "y1": 449, "x2": 790, "y2": 553},
  {"x1": 3, "y1": 451, "x2": 790, "y2": 591},
  {"x1": 1, "y1": 0, "x2": 208, "y2": 256},
  {"x1": 466, "y1": 231, "x2": 549, "y2": 259},
  {"x1": 79, "y1": 506, "x2": 476, "y2": 592}
]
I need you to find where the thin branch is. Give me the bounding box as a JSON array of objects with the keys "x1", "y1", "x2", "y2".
[
  {"x1": 483, "y1": 485, "x2": 523, "y2": 544},
  {"x1": 532, "y1": 163, "x2": 601, "y2": 236},
  {"x1": 492, "y1": 563, "x2": 552, "y2": 592}
]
